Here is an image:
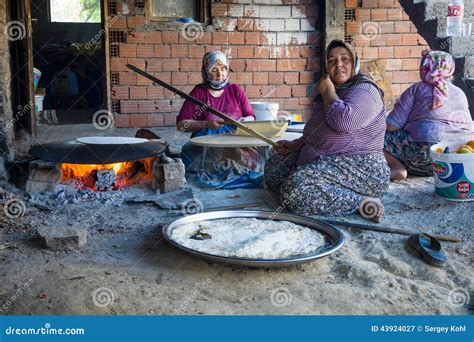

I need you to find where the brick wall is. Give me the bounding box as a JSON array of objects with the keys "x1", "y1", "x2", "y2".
[
  {"x1": 109, "y1": 0, "x2": 323, "y2": 128},
  {"x1": 345, "y1": 0, "x2": 429, "y2": 97}
]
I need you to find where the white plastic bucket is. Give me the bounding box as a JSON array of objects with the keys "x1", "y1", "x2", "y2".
[
  {"x1": 430, "y1": 140, "x2": 474, "y2": 201},
  {"x1": 250, "y1": 102, "x2": 279, "y2": 121},
  {"x1": 35, "y1": 95, "x2": 44, "y2": 113}
]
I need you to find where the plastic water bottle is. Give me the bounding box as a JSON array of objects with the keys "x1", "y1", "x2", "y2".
[{"x1": 446, "y1": 0, "x2": 464, "y2": 37}]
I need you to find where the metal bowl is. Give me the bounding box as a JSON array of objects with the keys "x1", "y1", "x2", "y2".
[{"x1": 163, "y1": 210, "x2": 345, "y2": 267}]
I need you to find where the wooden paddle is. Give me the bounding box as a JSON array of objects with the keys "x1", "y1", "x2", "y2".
[{"x1": 126, "y1": 64, "x2": 279, "y2": 147}]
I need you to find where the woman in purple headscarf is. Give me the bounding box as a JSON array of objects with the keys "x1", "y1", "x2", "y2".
[{"x1": 384, "y1": 50, "x2": 471, "y2": 181}]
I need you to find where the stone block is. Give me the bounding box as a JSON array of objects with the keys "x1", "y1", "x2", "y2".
[
  {"x1": 29, "y1": 168, "x2": 60, "y2": 183},
  {"x1": 29, "y1": 160, "x2": 57, "y2": 170},
  {"x1": 159, "y1": 178, "x2": 187, "y2": 193},
  {"x1": 36, "y1": 225, "x2": 87, "y2": 251},
  {"x1": 25, "y1": 180, "x2": 57, "y2": 193},
  {"x1": 154, "y1": 159, "x2": 185, "y2": 181}
]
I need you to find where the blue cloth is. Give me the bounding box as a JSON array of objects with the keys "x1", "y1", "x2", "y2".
[{"x1": 180, "y1": 125, "x2": 264, "y2": 189}]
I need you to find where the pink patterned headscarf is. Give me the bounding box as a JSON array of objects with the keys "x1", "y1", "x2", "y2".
[{"x1": 419, "y1": 50, "x2": 455, "y2": 109}]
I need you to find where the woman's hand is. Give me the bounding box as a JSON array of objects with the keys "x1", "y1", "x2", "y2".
[
  {"x1": 317, "y1": 74, "x2": 336, "y2": 96},
  {"x1": 206, "y1": 119, "x2": 225, "y2": 130},
  {"x1": 274, "y1": 140, "x2": 298, "y2": 155},
  {"x1": 239, "y1": 116, "x2": 255, "y2": 122}
]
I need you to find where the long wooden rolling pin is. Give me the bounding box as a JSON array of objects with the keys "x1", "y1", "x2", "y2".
[{"x1": 126, "y1": 64, "x2": 279, "y2": 147}]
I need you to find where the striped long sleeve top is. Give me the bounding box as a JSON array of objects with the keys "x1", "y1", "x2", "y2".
[{"x1": 296, "y1": 82, "x2": 386, "y2": 166}]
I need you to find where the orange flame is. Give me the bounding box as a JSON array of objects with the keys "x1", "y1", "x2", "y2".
[{"x1": 60, "y1": 157, "x2": 154, "y2": 189}]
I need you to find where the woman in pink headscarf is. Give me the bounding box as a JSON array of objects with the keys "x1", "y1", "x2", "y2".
[{"x1": 384, "y1": 50, "x2": 471, "y2": 181}]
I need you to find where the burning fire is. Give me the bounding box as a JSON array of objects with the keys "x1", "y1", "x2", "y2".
[{"x1": 61, "y1": 157, "x2": 154, "y2": 191}]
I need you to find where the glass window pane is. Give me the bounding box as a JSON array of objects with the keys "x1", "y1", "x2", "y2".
[
  {"x1": 151, "y1": 0, "x2": 195, "y2": 19},
  {"x1": 50, "y1": 0, "x2": 101, "y2": 23}
]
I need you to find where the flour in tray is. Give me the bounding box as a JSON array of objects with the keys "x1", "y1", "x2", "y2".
[{"x1": 169, "y1": 218, "x2": 327, "y2": 259}]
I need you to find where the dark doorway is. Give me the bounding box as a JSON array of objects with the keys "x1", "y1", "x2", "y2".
[{"x1": 30, "y1": 0, "x2": 106, "y2": 125}]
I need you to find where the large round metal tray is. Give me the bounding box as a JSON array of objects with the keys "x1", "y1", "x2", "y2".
[{"x1": 163, "y1": 210, "x2": 345, "y2": 267}]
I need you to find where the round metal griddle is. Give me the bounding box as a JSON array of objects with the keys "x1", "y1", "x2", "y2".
[
  {"x1": 28, "y1": 137, "x2": 167, "y2": 164},
  {"x1": 163, "y1": 210, "x2": 345, "y2": 267}
]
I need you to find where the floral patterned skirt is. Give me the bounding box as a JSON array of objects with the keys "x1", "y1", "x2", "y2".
[
  {"x1": 263, "y1": 151, "x2": 390, "y2": 216},
  {"x1": 384, "y1": 130, "x2": 434, "y2": 176}
]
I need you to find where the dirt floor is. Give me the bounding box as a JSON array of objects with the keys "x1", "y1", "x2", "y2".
[{"x1": 0, "y1": 124, "x2": 472, "y2": 315}]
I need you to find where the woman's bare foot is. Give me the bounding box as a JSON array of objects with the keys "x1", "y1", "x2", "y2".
[
  {"x1": 384, "y1": 151, "x2": 408, "y2": 181},
  {"x1": 359, "y1": 197, "x2": 385, "y2": 223}
]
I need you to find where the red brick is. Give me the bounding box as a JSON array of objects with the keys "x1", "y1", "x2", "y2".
[
  {"x1": 238, "y1": 46, "x2": 253, "y2": 58},
  {"x1": 284, "y1": 72, "x2": 299, "y2": 84},
  {"x1": 402, "y1": 33, "x2": 418, "y2": 46},
  {"x1": 195, "y1": 32, "x2": 212, "y2": 45},
  {"x1": 111, "y1": 86, "x2": 129, "y2": 100},
  {"x1": 385, "y1": 34, "x2": 400, "y2": 46},
  {"x1": 137, "y1": 73, "x2": 153, "y2": 86},
  {"x1": 120, "y1": 44, "x2": 136, "y2": 58},
  {"x1": 346, "y1": 22, "x2": 362, "y2": 34},
  {"x1": 162, "y1": 59, "x2": 180, "y2": 71},
  {"x1": 146, "y1": 114, "x2": 164, "y2": 127},
  {"x1": 213, "y1": 32, "x2": 229, "y2": 45},
  {"x1": 171, "y1": 45, "x2": 188, "y2": 58},
  {"x1": 387, "y1": 8, "x2": 403, "y2": 21},
  {"x1": 147, "y1": 88, "x2": 163, "y2": 100},
  {"x1": 127, "y1": 58, "x2": 145, "y2": 70},
  {"x1": 294, "y1": 58, "x2": 311, "y2": 71},
  {"x1": 188, "y1": 72, "x2": 202, "y2": 84},
  {"x1": 146, "y1": 60, "x2": 162, "y2": 72},
  {"x1": 394, "y1": 47, "x2": 411, "y2": 58},
  {"x1": 409, "y1": 46, "x2": 426, "y2": 58},
  {"x1": 234, "y1": 72, "x2": 253, "y2": 85},
  {"x1": 346, "y1": 0, "x2": 359, "y2": 8},
  {"x1": 378, "y1": 0, "x2": 395, "y2": 8},
  {"x1": 402, "y1": 58, "x2": 419, "y2": 70},
  {"x1": 127, "y1": 16, "x2": 145, "y2": 29},
  {"x1": 276, "y1": 85, "x2": 292, "y2": 98},
  {"x1": 109, "y1": 16, "x2": 126, "y2": 29},
  {"x1": 362, "y1": 46, "x2": 378, "y2": 59},
  {"x1": 154, "y1": 46, "x2": 171, "y2": 58},
  {"x1": 253, "y1": 72, "x2": 269, "y2": 85},
  {"x1": 161, "y1": 32, "x2": 178, "y2": 44},
  {"x1": 245, "y1": 32, "x2": 262, "y2": 45},
  {"x1": 299, "y1": 97, "x2": 314, "y2": 106},
  {"x1": 362, "y1": 0, "x2": 378, "y2": 8},
  {"x1": 230, "y1": 59, "x2": 245, "y2": 72},
  {"x1": 394, "y1": 21, "x2": 411, "y2": 33},
  {"x1": 370, "y1": 35, "x2": 387, "y2": 47},
  {"x1": 180, "y1": 59, "x2": 200, "y2": 72},
  {"x1": 188, "y1": 46, "x2": 206, "y2": 58},
  {"x1": 371, "y1": 9, "x2": 387, "y2": 21},
  {"x1": 171, "y1": 72, "x2": 188, "y2": 85},
  {"x1": 119, "y1": 72, "x2": 137, "y2": 85},
  {"x1": 277, "y1": 59, "x2": 292, "y2": 72},
  {"x1": 136, "y1": 45, "x2": 154, "y2": 58},
  {"x1": 268, "y1": 72, "x2": 284, "y2": 85},
  {"x1": 130, "y1": 114, "x2": 147, "y2": 127},
  {"x1": 299, "y1": 46, "x2": 315, "y2": 58},
  {"x1": 143, "y1": 32, "x2": 162, "y2": 44},
  {"x1": 229, "y1": 32, "x2": 245, "y2": 45},
  {"x1": 291, "y1": 85, "x2": 308, "y2": 97},
  {"x1": 163, "y1": 113, "x2": 176, "y2": 127},
  {"x1": 211, "y1": 3, "x2": 228, "y2": 16},
  {"x1": 260, "y1": 60, "x2": 276, "y2": 71},
  {"x1": 120, "y1": 100, "x2": 138, "y2": 113},
  {"x1": 237, "y1": 18, "x2": 254, "y2": 31},
  {"x1": 110, "y1": 58, "x2": 128, "y2": 71},
  {"x1": 378, "y1": 47, "x2": 394, "y2": 59},
  {"x1": 299, "y1": 72, "x2": 314, "y2": 84},
  {"x1": 114, "y1": 114, "x2": 130, "y2": 127},
  {"x1": 378, "y1": 21, "x2": 394, "y2": 33},
  {"x1": 254, "y1": 47, "x2": 270, "y2": 59},
  {"x1": 129, "y1": 87, "x2": 147, "y2": 99},
  {"x1": 355, "y1": 8, "x2": 371, "y2": 21},
  {"x1": 384, "y1": 59, "x2": 402, "y2": 70}
]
